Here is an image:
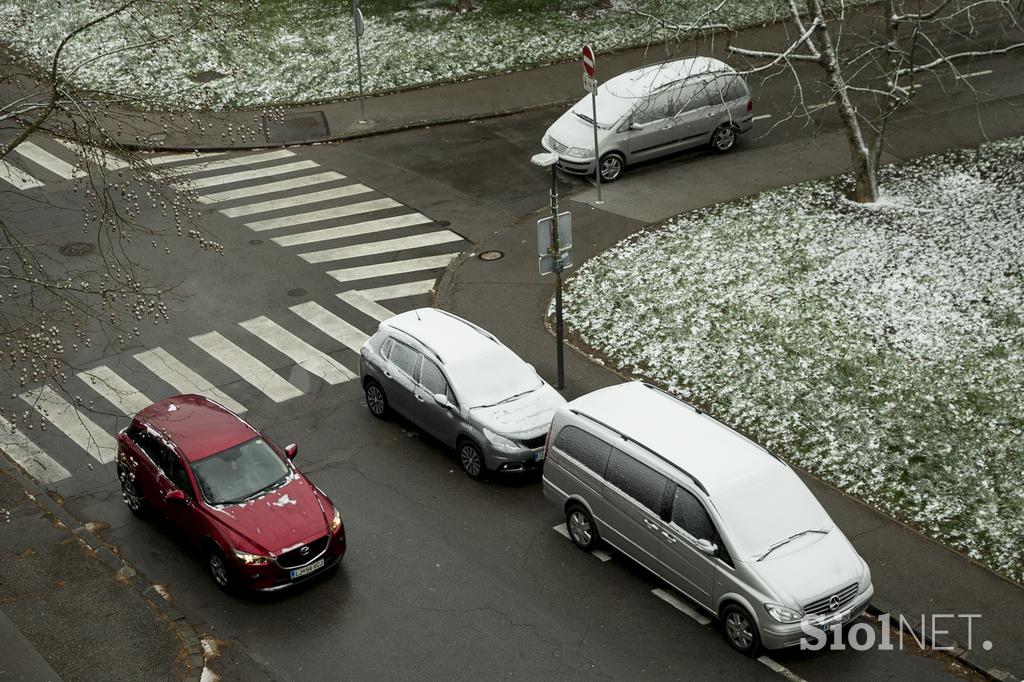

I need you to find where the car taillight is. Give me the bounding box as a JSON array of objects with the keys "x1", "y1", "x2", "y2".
[{"x1": 747, "y1": 99, "x2": 753, "y2": 112}]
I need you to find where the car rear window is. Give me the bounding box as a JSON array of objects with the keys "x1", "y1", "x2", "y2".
[{"x1": 553, "y1": 425, "x2": 611, "y2": 475}]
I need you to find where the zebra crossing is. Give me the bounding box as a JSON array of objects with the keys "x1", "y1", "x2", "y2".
[{"x1": 1, "y1": 141, "x2": 472, "y2": 489}]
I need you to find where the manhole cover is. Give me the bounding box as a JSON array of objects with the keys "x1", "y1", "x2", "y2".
[
  {"x1": 189, "y1": 70, "x2": 227, "y2": 84},
  {"x1": 478, "y1": 251, "x2": 503, "y2": 261},
  {"x1": 287, "y1": 288, "x2": 307, "y2": 298},
  {"x1": 249, "y1": 239, "x2": 263, "y2": 245},
  {"x1": 58, "y1": 242, "x2": 95, "y2": 257}
]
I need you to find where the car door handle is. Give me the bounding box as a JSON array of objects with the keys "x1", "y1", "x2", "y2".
[
  {"x1": 661, "y1": 532, "x2": 678, "y2": 544},
  {"x1": 383, "y1": 370, "x2": 392, "y2": 378},
  {"x1": 415, "y1": 393, "x2": 424, "y2": 402},
  {"x1": 642, "y1": 518, "x2": 659, "y2": 530}
]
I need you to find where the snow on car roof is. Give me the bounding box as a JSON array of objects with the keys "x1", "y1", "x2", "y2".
[
  {"x1": 383, "y1": 308, "x2": 500, "y2": 366},
  {"x1": 135, "y1": 394, "x2": 258, "y2": 462}
]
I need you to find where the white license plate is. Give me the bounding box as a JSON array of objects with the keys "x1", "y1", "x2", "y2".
[
  {"x1": 290, "y1": 558, "x2": 325, "y2": 579},
  {"x1": 533, "y1": 449, "x2": 545, "y2": 462}
]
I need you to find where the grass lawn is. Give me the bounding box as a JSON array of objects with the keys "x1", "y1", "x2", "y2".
[
  {"x1": 0, "y1": 0, "x2": 803, "y2": 109},
  {"x1": 560, "y1": 138, "x2": 1024, "y2": 582}
]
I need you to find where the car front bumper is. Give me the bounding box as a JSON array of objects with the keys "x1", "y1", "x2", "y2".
[
  {"x1": 235, "y1": 533, "x2": 347, "y2": 592},
  {"x1": 759, "y1": 584, "x2": 874, "y2": 649}
]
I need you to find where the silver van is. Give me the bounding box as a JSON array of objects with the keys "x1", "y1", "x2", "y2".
[
  {"x1": 542, "y1": 382, "x2": 873, "y2": 655},
  {"x1": 541, "y1": 57, "x2": 753, "y2": 182}
]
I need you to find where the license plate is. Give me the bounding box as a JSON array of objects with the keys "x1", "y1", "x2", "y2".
[
  {"x1": 533, "y1": 449, "x2": 545, "y2": 462},
  {"x1": 816, "y1": 609, "x2": 851, "y2": 630},
  {"x1": 290, "y1": 558, "x2": 325, "y2": 579}
]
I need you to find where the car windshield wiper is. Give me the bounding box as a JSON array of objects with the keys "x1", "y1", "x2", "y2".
[
  {"x1": 216, "y1": 473, "x2": 289, "y2": 506},
  {"x1": 757, "y1": 528, "x2": 829, "y2": 562},
  {"x1": 574, "y1": 111, "x2": 595, "y2": 124}
]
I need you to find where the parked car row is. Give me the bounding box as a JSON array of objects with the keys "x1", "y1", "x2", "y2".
[{"x1": 117, "y1": 307, "x2": 872, "y2": 657}]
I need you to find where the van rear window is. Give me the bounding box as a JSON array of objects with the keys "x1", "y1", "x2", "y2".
[{"x1": 553, "y1": 425, "x2": 611, "y2": 475}]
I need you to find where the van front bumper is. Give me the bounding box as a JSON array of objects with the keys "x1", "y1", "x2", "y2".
[
  {"x1": 759, "y1": 583, "x2": 874, "y2": 649},
  {"x1": 540, "y1": 139, "x2": 596, "y2": 175}
]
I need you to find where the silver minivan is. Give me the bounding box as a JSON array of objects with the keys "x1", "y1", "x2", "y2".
[
  {"x1": 359, "y1": 308, "x2": 565, "y2": 480},
  {"x1": 542, "y1": 382, "x2": 873, "y2": 655},
  {"x1": 542, "y1": 57, "x2": 753, "y2": 182}
]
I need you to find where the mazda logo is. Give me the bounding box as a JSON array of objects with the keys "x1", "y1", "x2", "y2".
[
  {"x1": 828, "y1": 594, "x2": 841, "y2": 611},
  {"x1": 299, "y1": 546, "x2": 310, "y2": 556}
]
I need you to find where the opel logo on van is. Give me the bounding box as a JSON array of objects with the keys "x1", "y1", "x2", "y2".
[
  {"x1": 828, "y1": 594, "x2": 841, "y2": 611},
  {"x1": 299, "y1": 545, "x2": 310, "y2": 556}
]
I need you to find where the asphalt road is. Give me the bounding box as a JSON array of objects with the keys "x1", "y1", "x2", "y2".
[{"x1": 2, "y1": 42, "x2": 1021, "y2": 682}]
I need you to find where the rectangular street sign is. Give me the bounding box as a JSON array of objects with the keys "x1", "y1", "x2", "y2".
[
  {"x1": 537, "y1": 211, "x2": 572, "y2": 256},
  {"x1": 583, "y1": 73, "x2": 597, "y2": 93},
  {"x1": 539, "y1": 249, "x2": 573, "y2": 276}
]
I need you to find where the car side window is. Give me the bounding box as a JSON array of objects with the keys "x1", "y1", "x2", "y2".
[
  {"x1": 418, "y1": 358, "x2": 448, "y2": 395},
  {"x1": 633, "y1": 86, "x2": 675, "y2": 124},
  {"x1": 127, "y1": 426, "x2": 162, "y2": 463},
  {"x1": 553, "y1": 425, "x2": 612, "y2": 476},
  {"x1": 723, "y1": 74, "x2": 747, "y2": 101},
  {"x1": 671, "y1": 486, "x2": 716, "y2": 542},
  {"x1": 606, "y1": 448, "x2": 672, "y2": 515},
  {"x1": 388, "y1": 341, "x2": 420, "y2": 378},
  {"x1": 678, "y1": 80, "x2": 711, "y2": 113},
  {"x1": 378, "y1": 336, "x2": 394, "y2": 358},
  {"x1": 167, "y1": 456, "x2": 193, "y2": 496}
]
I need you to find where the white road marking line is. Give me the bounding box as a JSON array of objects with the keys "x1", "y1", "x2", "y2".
[
  {"x1": 553, "y1": 524, "x2": 612, "y2": 561},
  {"x1": 218, "y1": 183, "x2": 373, "y2": 218},
  {"x1": 958, "y1": 69, "x2": 992, "y2": 80},
  {"x1": 271, "y1": 213, "x2": 434, "y2": 247},
  {"x1": 245, "y1": 197, "x2": 401, "y2": 232},
  {"x1": 76, "y1": 366, "x2": 152, "y2": 415},
  {"x1": 168, "y1": 149, "x2": 294, "y2": 175},
  {"x1": 358, "y1": 279, "x2": 435, "y2": 301},
  {"x1": 190, "y1": 332, "x2": 304, "y2": 403},
  {"x1": 289, "y1": 302, "x2": 368, "y2": 353},
  {"x1": 299, "y1": 230, "x2": 463, "y2": 264},
  {"x1": 133, "y1": 347, "x2": 247, "y2": 414},
  {"x1": 197, "y1": 171, "x2": 345, "y2": 204},
  {"x1": 16, "y1": 141, "x2": 86, "y2": 179},
  {"x1": 177, "y1": 160, "x2": 320, "y2": 190},
  {"x1": 328, "y1": 252, "x2": 459, "y2": 284},
  {"x1": 146, "y1": 151, "x2": 226, "y2": 166},
  {"x1": 753, "y1": 114, "x2": 772, "y2": 121},
  {"x1": 20, "y1": 386, "x2": 115, "y2": 464},
  {"x1": 238, "y1": 316, "x2": 355, "y2": 385},
  {"x1": 55, "y1": 139, "x2": 130, "y2": 171},
  {"x1": 757, "y1": 655, "x2": 808, "y2": 682},
  {"x1": 0, "y1": 416, "x2": 71, "y2": 483},
  {"x1": 337, "y1": 290, "x2": 395, "y2": 323},
  {"x1": 651, "y1": 588, "x2": 713, "y2": 625},
  {"x1": 0, "y1": 159, "x2": 44, "y2": 189}
]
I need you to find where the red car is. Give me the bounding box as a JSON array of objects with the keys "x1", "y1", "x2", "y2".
[{"x1": 116, "y1": 394, "x2": 345, "y2": 591}]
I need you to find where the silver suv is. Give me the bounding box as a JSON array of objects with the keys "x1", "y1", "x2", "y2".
[
  {"x1": 359, "y1": 308, "x2": 565, "y2": 480},
  {"x1": 542, "y1": 382, "x2": 873, "y2": 655}
]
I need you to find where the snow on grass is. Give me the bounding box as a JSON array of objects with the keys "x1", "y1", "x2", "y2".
[
  {"x1": 561, "y1": 138, "x2": 1024, "y2": 582},
  {"x1": 0, "y1": 0, "x2": 840, "y2": 109}
]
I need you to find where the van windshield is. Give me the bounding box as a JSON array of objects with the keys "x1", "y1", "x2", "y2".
[
  {"x1": 712, "y1": 467, "x2": 833, "y2": 560},
  {"x1": 570, "y1": 92, "x2": 632, "y2": 128}
]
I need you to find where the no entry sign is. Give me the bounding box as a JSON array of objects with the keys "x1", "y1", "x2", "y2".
[{"x1": 581, "y1": 45, "x2": 595, "y2": 77}]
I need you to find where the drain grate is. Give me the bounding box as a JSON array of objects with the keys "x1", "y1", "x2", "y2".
[{"x1": 478, "y1": 251, "x2": 503, "y2": 261}]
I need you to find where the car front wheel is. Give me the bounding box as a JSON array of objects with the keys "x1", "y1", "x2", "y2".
[
  {"x1": 599, "y1": 152, "x2": 625, "y2": 182},
  {"x1": 722, "y1": 603, "x2": 761, "y2": 656},
  {"x1": 207, "y1": 549, "x2": 233, "y2": 592},
  {"x1": 458, "y1": 440, "x2": 486, "y2": 481}
]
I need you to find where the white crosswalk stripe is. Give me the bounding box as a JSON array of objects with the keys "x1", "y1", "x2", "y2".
[
  {"x1": 16, "y1": 141, "x2": 86, "y2": 179},
  {"x1": 0, "y1": 159, "x2": 44, "y2": 189},
  {"x1": 20, "y1": 386, "x2": 116, "y2": 464},
  {"x1": 169, "y1": 149, "x2": 295, "y2": 175},
  {"x1": 328, "y1": 252, "x2": 460, "y2": 283},
  {"x1": 357, "y1": 279, "x2": 436, "y2": 302},
  {"x1": 299, "y1": 230, "x2": 463, "y2": 264},
  {"x1": 218, "y1": 183, "x2": 373, "y2": 218},
  {"x1": 77, "y1": 366, "x2": 152, "y2": 415},
  {"x1": 197, "y1": 171, "x2": 345, "y2": 204},
  {"x1": 238, "y1": 316, "x2": 356, "y2": 385},
  {"x1": 0, "y1": 416, "x2": 71, "y2": 483},
  {"x1": 133, "y1": 347, "x2": 247, "y2": 414},
  {"x1": 245, "y1": 197, "x2": 402, "y2": 232},
  {"x1": 289, "y1": 302, "x2": 368, "y2": 353},
  {"x1": 337, "y1": 290, "x2": 395, "y2": 323},
  {"x1": 146, "y1": 151, "x2": 226, "y2": 166},
  {"x1": 178, "y1": 160, "x2": 319, "y2": 189},
  {"x1": 270, "y1": 213, "x2": 435, "y2": 247},
  {"x1": 190, "y1": 331, "x2": 304, "y2": 403},
  {"x1": 55, "y1": 139, "x2": 130, "y2": 171}
]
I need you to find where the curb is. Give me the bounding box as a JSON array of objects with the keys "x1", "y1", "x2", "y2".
[{"x1": 3, "y1": 464, "x2": 205, "y2": 682}]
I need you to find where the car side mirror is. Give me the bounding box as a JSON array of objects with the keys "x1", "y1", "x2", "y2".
[
  {"x1": 285, "y1": 443, "x2": 298, "y2": 460},
  {"x1": 433, "y1": 393, "x2": 451, "y2": 409},
  {"x1": 696, "y1": 538, "x2": 718, "y2": 557},
  {"x1": 630, "y1": 121, "x2": 647, "y2": 130},
  {"x1": 165, "y1": 489, "x2": 187, "y2": 505}
]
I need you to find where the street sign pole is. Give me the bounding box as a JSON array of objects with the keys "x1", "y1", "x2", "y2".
[
  {"x1": 353, "y1": 2, "x2": 366, "y2": 123},
  {"x1": 591, "y1": 88, "x2": 602, "y2": 203},
  {"x1": 582, "y1": 45, "x2": 602, "y2": 203},
  {"x1": 549, "y1": 164, "x2": 565, "y2": 390}
]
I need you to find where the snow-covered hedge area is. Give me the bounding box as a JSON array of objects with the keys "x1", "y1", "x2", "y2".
[
  {"x1": 2, "y1": 0, "x2": 814, "y2": 109},
  {"x1": 561, "y1": 138, "x2": 1024, "y2": 581}
]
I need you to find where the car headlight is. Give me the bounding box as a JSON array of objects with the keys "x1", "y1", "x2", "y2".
[
  {"x1": 233, "y1": 549, "x2": 270, "y2": 566},
  {"x1": 483, "y1": 428, "x2": 520, "y2": 451},
  {"x1": 330, "y1": 507, "x2": 343, "y2": 534},
  {"x1": 566, "y1": 146, "x2": 593, "y2": 158},
  {"x1": 858, "y1": 560, "x2": 872, "y2": 592},
  {"x1": 765, "y1": 603, "x2": 803, "y2": 623}
]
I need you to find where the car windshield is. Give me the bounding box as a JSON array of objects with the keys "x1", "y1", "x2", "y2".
[
  {"x1": 445, "y1": 346, "x2": 543, "y2": 408},
  {"x1": 570, "y1": 90, "x2": 632, "y2": 129},
  {"x1": 190, "y1": 437, "x2": 290, "y2": 505},
  {"x1": 711, "y1": 467, "x2": 833, "y2": 560}
]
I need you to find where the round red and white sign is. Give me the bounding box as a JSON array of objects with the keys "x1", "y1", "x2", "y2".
[{"x1": 581, "y1": 45, "x2": 595, "y2": 77}]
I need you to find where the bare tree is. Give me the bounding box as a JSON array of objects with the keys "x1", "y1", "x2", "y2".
[{"x1": 0, "y1": 0, "x2": 258, "y2": 424}]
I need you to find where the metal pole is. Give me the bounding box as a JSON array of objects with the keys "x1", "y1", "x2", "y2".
[
  {"x1": 591, "y1": 90, "x2": 602, "y2": 203},
  {"x1": 550, "y1": 165, "x2": 564, "y2": 390},
  {"x1": 355, "y1": 33, "x2": 365, "y2": 122}
]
